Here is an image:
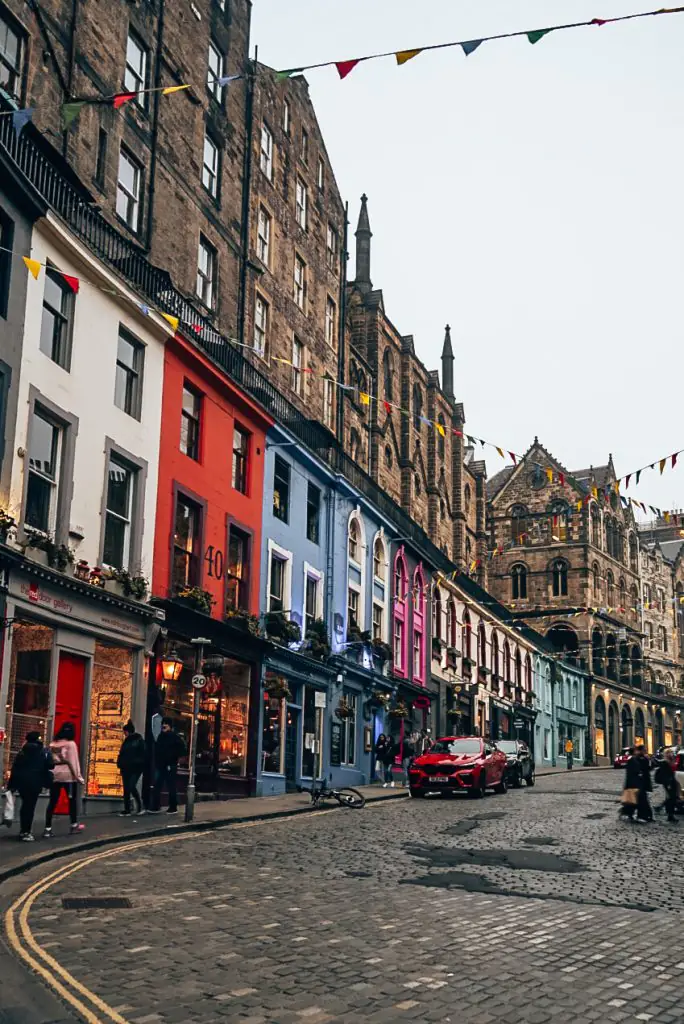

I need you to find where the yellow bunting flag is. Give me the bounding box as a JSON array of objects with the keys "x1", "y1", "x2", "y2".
[
  {"x1": 665, "y1": 511, "x2": 671, "y2": 522},
  {"x1": 395, "y1": 48, "x2": 422, "y2": 65},
  {"x1": 545, "y1": 468, "x2": 553, "y2": 483},
  {"x1": 576, "y1": 500, "x2": 583, "y2": 511},
  {"x1": 659, "y1": 458, "x2": 667, "y2": 474},
  {"x1": 592, "y1": 487, "x2": 598, "y2": 499},
  {"x1": 436, "y1": 422, "x2": 445, "y2": 437},
  {"x1": 22, "y1": 256, "x2": 41, "y2": 280},
  {"x1": 161, "y1": 313, "x2": 179, "y2": 331},
  {"x1": 495, "y1": 447, "x2": 504, "y2": 458},
  {"x1": 359, "y1": 392, "x2": 371, "y2": 405},
  {"x1": 162, "y1": 84, "x2": 190, "y2": 95}
]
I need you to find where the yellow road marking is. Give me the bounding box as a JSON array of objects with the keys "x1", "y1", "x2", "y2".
[{"x1": 3, "y1": 805, "x2": 351, "y2": 1022}]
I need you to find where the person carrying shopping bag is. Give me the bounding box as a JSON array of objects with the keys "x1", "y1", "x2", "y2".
[
  {"x1": 8, "y1": 731, "x2": 54, "y2": 841},
  {"x1": 44, "y1": 722, "x2": 85, "y2": 837}
]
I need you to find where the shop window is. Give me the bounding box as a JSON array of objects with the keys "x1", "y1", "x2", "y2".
[
  {"x1": 301, "y1": 685, "x2": 323, "y2": 779},
  {"x1": 273, "y1": 456, "x2": 290, "y2": 522},
  {"x1": 2, "y1": 621, "x2": 53, "y2": 784},
  {"x1": 180, "y1": 382, "x2": 202, "y2": 460},
  {"x1": 226, "y1": 525, "x2": 250, "y2": 612},
  {"x1": 172, "y1": 495, "x2": 201, "y2": 591},
  {"x1": 86, "y1": 642, "x2": 134, "y2": 798},
  {"x1": 40, "y1": 267, "x2": 74, "y2": 371},
  {"x1": 306, "y1": 483, "x2": 320, "y2": 543},
  {"x1": 102, "y1": 454, "x2": 137, "y2": 570},
  {"x1": 262, "y1": 693, "x2": 285, "y2": 773},
  {"x1": 25, "y1": 407, "x2": 61, "y2": 534},
  {"x1": 114, "y1": 327, "x2": 144, "y2": 419},
  {"x1": 232, "y1": 424, "x2": 249, "y2": 494},
  {"x1": 339, "y1": 690, "x2": 357, "y2": 766}
]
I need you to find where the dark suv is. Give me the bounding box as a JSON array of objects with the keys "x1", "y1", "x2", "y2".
[{"x1": 495, "y1": 740, "x2": 535, "y2": 788}]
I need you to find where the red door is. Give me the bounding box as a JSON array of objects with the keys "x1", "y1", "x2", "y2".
[{"x1": 53, "y1": 653, "x2": 87, "y2": 813}]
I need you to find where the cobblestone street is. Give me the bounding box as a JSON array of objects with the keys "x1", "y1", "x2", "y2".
[{"x1": 4, "y1": 771, "x2": 684, "y2": 1024}]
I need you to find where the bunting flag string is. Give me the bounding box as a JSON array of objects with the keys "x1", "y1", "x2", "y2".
[{"x1": 275, "y1": 6, "x2": 684, "y2": 81}]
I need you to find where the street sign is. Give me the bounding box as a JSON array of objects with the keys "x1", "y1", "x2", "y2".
[
  {"x1": 314, "y1": 691, "x2": 327, "y2": 708},
  {"x1": 191, "y1": 673, "x2": 206, "y2": 689}
]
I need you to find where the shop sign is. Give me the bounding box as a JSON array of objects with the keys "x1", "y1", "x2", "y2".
[
  {"x1": 330, "y1": 722, "x2": 342, "y2": 766},
  {"x1": 314, "y1": 691, "x2": 327, "y2": 709},
  {"x1": 513, "y1": 719, "x2": 525, "y2": 730},
  {"x1": 21, "y1": 581, "x2": 73, "y2": 614}
]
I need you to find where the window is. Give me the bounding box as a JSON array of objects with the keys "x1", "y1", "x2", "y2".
[
  {"x1": 226, "y1": 526, "x2": 250, "y2": 611},
  {"x1": 659, "y1": 626, "x2": 668, "y2": 653},
  {"x1": 260, "y1": 123, "x2": 273, "y2": 179},
  {"x1": 644, "y1": 583, "x2": 652, "y2": 606},
  {"x1": 232, "y1": 425, "x2": 249, "y2": 494},
  {"x1": 124, "y1": 31, "x2": 147, "y2": 106},
  {"x1": 295, "y1": 178, "x2": 307, "y2": 229},
  {"x1": 323, "y1": 378, "x2": 334, "y2": 428},
  {"x1": 273, "y1": 456, "x2": 290, "y2": 522},
  {"x1": 448, "y1": 601, "x2": 457, "y2": 650},
  {"x1": 349, "y1": 428, "x2": 361, "y2": 462},
  {"x1": 257, "y1": 206, "x2": 271, "y2": 265},
  {"x1": 437, "y1": 415, "x2": 446, "y2": 459},
  {"x1": 464, "y1": 485, "x2": 472, "y2": 516},
  {"x1": 306, "y1": 483, "x2": 320, "y2": 543},
  {"x1": 607, "y1": 570, "x2": 615, "y2": 606},
  {"x1": 433, "y1": 587, "x2": 443, "y2": 642},
  {"x1": 196, "y1": 235, "x2": 216, "y2": 308},
  {"x1": 462, "y1": 610, "x2": 472, "y2": 662},
  {"x1": 207, "y1": 39, "x2": 224, "y2": 101},
  {"x1": 254, "y1": 294, "x2": 268, "y2": 358},
  {"x1": 347, "y1": 586, "x2": 360, "y2": 632},
  {"x1": 293, "y1": 254, "x2": 306, "y2": 309},
  {"x1": 39, "y1": 268, "x2": 73, "y2": 370},
  {"x1": 116, "y1": 147, "x2": 142, "y2": 231},
  {"x1": 591, "y1": 506, "x2": 601, "y2": 548},
  {"x1": 326, "y1": 223, "x2": 339, "y2": 271},
  {"x1": 348, "y1": 517, "x2": 360, "y2": 562},
  {"x1": 269, "y1": 553, "x2": 286, "y2": 612},
  {"x1": 393, "y1": 616, "x2": 403, "y2": 670},
  {"x1": 172, "y1": 496, "x2": 201, "y2": 591},
  {"x1": 202, "y1": 133, "x2": 219, "y2": 198},
  {"x1": 511, "y1": 504, "x2": 528, "y2": 545},
  {"x1": 340, "y1": 690, "x2": 357, "y2": 766},
  {"x1": 262, "y1": 690, "x2": 285, "y2": 774},
  {"x1": 325, "y1": 296, "x2": 336, "y2": 347},
  {"x1": 300, "y1": 126, "x2": 309, "y2": 164},
  {"x1": 25, "y1": 408, "x2": 60, "y2": 533},
  {"x1": 0, "y1": 11, "x2": 23, "y2": 101},
  {"x1": 317, "y1": 156, "x2": 325, "y2": 190},
  {"x1": 114, "y1": 328, "x2": 143, "y2": 418},
  {"x1": 292, "y1": 336, "x2": 304, "y2": 395},
  {"x1": 372, "y1": 602, "x2": 383, "y2": 641},
  {"x1": 305, "y1": 574, "x2": 319, "y2": 635},
  {"x1": 282, "y1": 97, "x2": 290, "y2": 134},
  {"x1": 549, "y1": 500, "x2": 569, "y2": 543},
  {"x1": 552, "y1": 559, "x2": 568, "y2": 597},
  {"x1": 373, "y1": 537, "x2": 385, "y2": 580},
  {"x1": 180, "y1": 383, "x2": 201, "y2": 460},
  {"x1": 593, "y1": 563, "x2": 601, "y2": 599},
  {"x1": 413, "y1": 384, "x2": 423, "y2": 431},
  {"x1": 384, "y1": 445, "x2": 393, "y2": 469},
  {"x1": 102, "y1": 456, "x2": 134, "y2": 569},
  {"x1": 383, "y1": 348, "x2": 394, "y2": 401},
  {"x1": 511, "y1": 564, "x2": 527, "y2": 600},
  {"x1": 413, "y1": 632, "x2": 422, "y2": 677},
  {"x1": 95, "y1": 127, "x2": 108, "y2": 188}
]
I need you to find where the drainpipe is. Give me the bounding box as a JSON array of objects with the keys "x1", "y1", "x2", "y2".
[
  {"x1": 237, "y1": 46, "x2": 257, "y2": 345},
  {"x1": 335, "y1": 201, "x2": 349, "y2": 448},
  {"x1": 145, "y1": 0, "x2": 166, "y2": 249}
]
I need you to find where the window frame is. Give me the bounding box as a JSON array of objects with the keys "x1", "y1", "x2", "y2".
[
  {"x1": 323, "y1": 377, "x2": 334, "y2": 429},
  {"x1": 39, "y1": 265, "x2": 74, "y2": 371},
  {"x1": 306, "y1": 482, "x2": 321, "y2": 544},
  {"x1": 0, "y1": 8, "x2": 25, "y2": 103},
  {"x1": 114, "y1": 326, "x2": 145, "y2": 420},
  {"x1": 303, "y1": 562, "x2": 323, "y2": 636},
  {"x1": 256, "y1": 205, "x2": 271, "y2": 267},
  {"x1": 325, "y1": 295, "x2": 336, "y2": 348},
  {"x1": 282, "y1": 97, "x2": 290, "y2": 134},
  {"x1": 266, "y1": 539, "x2": 292, "y2": 614},
  {"x1": 292, "y1": 335, "x2": 304, "y2": 395},
  {"x1": 207, "y1": 39, "x2": 225, "y2": 102},
  {"x1": 22, "y1": 388, "x2": 78, "y2": 546},
  {"x1": 202, "y1": 131, "x2": 220, "y2": 199},
  {"x1": 326, "y1": 223, "x2": 339, "y2": 272},
  {"x1": 295, "y1": 177, "x2": 308, "y2": 230},
  {"x1": 180, "y1": 381, "x2": 202, "y2": 461},
  {"x1": 273, "y1": 455, "x2": 291, "y2": 523},
  {"x1": 231, "y1": 423, "x2": 250, "y2": 495},
  {"x1": 124, "y1": 29, "x2": 148, "y2": 108},
  {"x1": 171, "y1": 488, "x2": 205, "y2": 594},
  {"x1": 116, "y1": 146, "x2": 143, "y2": 233},
  {"x1": 196, "y1": 234, "x2": 217, "y2": 309},
  {"x1": 99, "y1": 439, "x2": 147, "y2": 573},
  {"x1": 253, "y1": 292, "x2": 269, "y2": 359},
  {"x1": 293, "y1": 253, "x2": 307, "y2": 310},
  {"x1": 260, "y1": 123, "x2": 273, "y2": 180},
  {"x1": 225, "y1": 520, "x2": 251, "y2": 614},
  {"x1": 317, "y1": 156, "x2": 325, "y2": 191},
  {"x1": 300, "y1": 126, "x2": 309, "y2": 164}
]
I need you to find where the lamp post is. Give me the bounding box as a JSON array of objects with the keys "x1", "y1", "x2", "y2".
[{"x1": 185, "y1": 637, "x2": 211, "y2": 823}]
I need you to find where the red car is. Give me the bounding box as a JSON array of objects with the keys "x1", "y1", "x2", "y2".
[
  {"x1": 408, "y1": 736, "x2": 508, "y2": 798},
  {"x1": 613, "y1": 747, "x2": 632, "y2": 769}
]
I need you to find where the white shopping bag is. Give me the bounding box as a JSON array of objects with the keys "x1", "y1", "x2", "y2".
[{"x1": 3, "y1": 789, "x2": 14, "y2": 826}]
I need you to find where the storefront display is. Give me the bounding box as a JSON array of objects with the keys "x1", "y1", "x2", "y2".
[
  {"x1": 2, "y1": 620, "x2": 54, "y2": 783},
  {"x1": 86, "y1": 643, "x2": 134, "y2": 798},
  {"x1": 262, "y1": 695, "x2": 285, "y2": 773}
]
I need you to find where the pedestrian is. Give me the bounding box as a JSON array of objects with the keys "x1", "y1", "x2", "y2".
[
  {"x1": 116, "y1": 720, "x2": 146, "y2": 817},
  {"x1": 654, "y1": 749, "x2": 679, "y2": 823},
  {"x1": 375, "y1": 733, "x2": 396, "y2": 788},
  {"x1": 621, "y1": 744, "x2": 652, "y2": 823},
  {"x1": 401, "y1": 732, "x2": 416, "y2": 787},
  {"x1": 150, "y1": 718, "x2": 186, "y2": 814},
  {"x1": 43, "y1": 722, "x2": 85, "y2": 837},
  {"x1": 8, "y1": 731, "x2": 54, "y2": 842},
  {"x1": 565, "y1": 736, "x2": 574, "y2": 770}
]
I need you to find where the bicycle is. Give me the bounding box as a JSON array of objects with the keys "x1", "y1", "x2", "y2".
[{"x1": 297, "y1": 780, "x2": 365, "y2": 809}]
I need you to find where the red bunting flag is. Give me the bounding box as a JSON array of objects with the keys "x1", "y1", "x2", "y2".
[
  {"x1": 559, "y1": 472, "x2": 565, "y2": 486},
  {"x1": 336, "y1": 59, "x2": 361, "y2": 79},
  {"x1": 61, "y1": 273, "x2": 79, "y2": 293},
  {"x1": 591, "y1": 18, "x2": 607, "y2": 26},
  {"x1": 383, "y1": 400, "x2": 391, "y2": 415},
  {"x1": 672, "y1": 453, "x2": 679, "y2": 470},
  {"x1": 509, "y1": 452, "x2": 517, "y2": 464},
  {"x1": 113, "y1": 92, "x2": 137, "y2": 109}
]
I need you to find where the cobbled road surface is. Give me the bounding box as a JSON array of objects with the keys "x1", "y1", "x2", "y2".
[{"x1": 4, "y1": 771, "x2": 684, "y2": 1024}]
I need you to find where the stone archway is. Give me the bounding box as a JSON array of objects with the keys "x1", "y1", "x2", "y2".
[
  {"x1": 655, "y1": 709, "x2": 665, "y2": 749},
  {"x1": 621, "y1": 704, "x2": 633, "y2": 748},
  {"x1": 634, "y1": 706, "x2": 646, "y2": 746},
  {"x1": 594, "y1": 695, "x2": 607, "y2": 758},
  {"x1": 608, "y1": 701, "x2": 620, "y2": 761}
]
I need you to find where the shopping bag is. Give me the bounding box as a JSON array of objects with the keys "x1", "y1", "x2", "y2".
[
  {"x1": 621, "y1": 787, "x2": 639, "y2": 806},
  {"x1": 3, "y1": 789, "x2": 15, "y2": 826}
]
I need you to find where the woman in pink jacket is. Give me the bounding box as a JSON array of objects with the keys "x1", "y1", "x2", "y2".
[{"x1": 43, "y1": 722, "x2": 85, "y2": 837}]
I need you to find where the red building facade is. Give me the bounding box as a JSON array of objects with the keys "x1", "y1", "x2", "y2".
[{"x1": 149, "y1": 333, "x2": 272, "y2": 797}]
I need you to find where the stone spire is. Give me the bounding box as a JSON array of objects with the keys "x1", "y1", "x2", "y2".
[
  {"x1": 441, "y1": 324, "x2": 454, "y2": 399},
  {"x1": 354, "y1": 194, "x2": 372, "y2": 293}
]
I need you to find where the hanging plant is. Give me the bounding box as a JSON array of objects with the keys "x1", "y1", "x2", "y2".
[
  {"x1": 265, "y1": 611, "x2": 301, "y2": 643},
  {"x1": 371, "y1": 641, "x2": 392, "y2": 663},
  {"x1": 112, "y1": 568, "x2": 149, "y2": 600},
  {"x1": 176, "y1": 586, "x2": 215, "y2": 615},
  {"x1": 226, "y1": 608, "x2": 261, "y2": 636},
  {"x1": 389, "y1": 700, "x2": 410, "y2": 719},
  {"x1": 305, "y1": 618, "x2": 331, "y2": 660},
  {"x1": 265, "y1": 675, "x2": 292, "y2": 701},
  {"x1": 371, "y1": 690, "x2": 391, "y2": 708},
  {"x1": 335, "y1": 696, "x2": 354, "y2": 720}
]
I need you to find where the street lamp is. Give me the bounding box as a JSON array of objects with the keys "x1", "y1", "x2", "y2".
[{"x1": 160, "y1": 649, "x2": 184, "y2": 683}]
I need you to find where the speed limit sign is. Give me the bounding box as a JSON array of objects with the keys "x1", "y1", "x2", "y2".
[{"x1": 191, "y1": 673, "x2": 206, "y2": 690}]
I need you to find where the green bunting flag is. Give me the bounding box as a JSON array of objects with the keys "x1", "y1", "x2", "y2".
[
  {"x1": 527, "y1": 29, "x2": 553, "y2": 44},
  {"x1": 276, "y1": 69, "x2": 301, "y2": 80},
  {"x1": 62, "y1": 102, "x2": 85, "y2": 128}
]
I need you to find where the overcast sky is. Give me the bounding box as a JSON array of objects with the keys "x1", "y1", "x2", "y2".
[{"x1": 251, "y1": 1, "x2": 684, "y2": 517}]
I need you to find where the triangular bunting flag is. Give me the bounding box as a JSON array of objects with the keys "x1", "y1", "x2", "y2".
[
  {"x1": 495, "y1": 446, "x2": 504, "y2": 458},
  {"x1": 625, "y1": 475, "x2": 631, "y2": 489},
  {"x1": 527, "y1": 28, "x2": 553, "y2": 44},
  {"x1": 22, "y1": 256, "x2": 41, "y2": 280},
  {"x1": 660, "y1": 458, "x2": 667, "y2": 474},
  {"x1": 592, "y1": 487, "x2": 598, "y2": 498},
  {"x1": 162, "y1": 84, "x2": 190, "y2": 95},
  {"x1": 591, "y1": 18, "x2": 608, "y2": 26},
  {"x1": 636, "y1": 470, "x2": 642, "y2": 485},
  {"x1": 336, "y1": 59, "x2": 361, "y2": 80},
  {"x1": 466, "y1": 435, "x2": 476, "y2": 446},
  {"x1": 12, "y1": 108, "x2": 33, "y2": 137},
  {"x1": 395, "y1": 49, "x2": 422, "y2": 66},
  {"x1": 275, "y1": 69, "x2": 300, "y2": 81},
  {"x1": 218, "y1": 74, "x2": 243, "y2": 87},
  {"x1": 61, "y1": 273, "x2": 79, "y2": 293},
  {"x1": 436, "y1": 423, "x2": 445, "y2": 437},
  {"x1": 545, "y1": 468, "x2": 553, "y2": 482},
  {"x1": 383, "y1": 400, "x2": 391, "y2": 415},
  {"x1": 509, "y1": 452, "x2": 517, "y2": 464},
  {"x1": 63, "y1": 102, "x2": 85, "y2": 128},
  {"x1": 672, "y1": 453, "x2": 679, "y2": 470},
  {"x1": 359, "y1": 392, "x2": 370, "y2": 406},
  {"x1": 161, "y1": 313, "x2": 179, "y2": 331},
  {"x1": 559, "y1": 472, "x2": 565, "y2": 485},
  {"x1": 112, "y1": 92, "x2": 137, "y2": 109},
  {"x1": 461, "y1": 39, "x2": 483, "y2": 56}
]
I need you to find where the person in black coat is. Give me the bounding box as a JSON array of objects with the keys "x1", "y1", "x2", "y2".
[
  {"x1": 375, "y1": 733, "x2": 396, "y2": 787},
  {"x1": 151, "y1": 718, "x2": 187, "y2": 814},
  {"x1": 623, "y1": 744, "x2": 653, "y2": 822},
  {"x1": 116, "y1": 720, "x2": 146, "y2": 816},
  {"x1": 8, "y1": 732, "x2": 53, "y2": 841},
  {"x1": 654, "y1": 749, "x2": 679, "y2": 823}
]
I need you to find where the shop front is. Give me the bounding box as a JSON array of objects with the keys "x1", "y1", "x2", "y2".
[
  {"x1": 0, "y1": 556, "x2": 160, "y2": 815},
  {"x1": 490, "y1": 697, "x2": 516, "y2": 742},
  {"x1": 556, "y1": 707, "x2": 587, "y2": 766},
  {"x1": 445, "y1": 681, "x2": 476, "y2": 737}
]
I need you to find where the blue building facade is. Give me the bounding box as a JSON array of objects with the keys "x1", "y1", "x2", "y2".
[{"x1": 533, "y1": 655, "x2": 588, "y2": 768}]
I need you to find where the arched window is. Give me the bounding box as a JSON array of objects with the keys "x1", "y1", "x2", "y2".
[
  {"x1": 478, "y1": 622, "x2": 487, "y2": 668},
  {"x1": 492, "y1": 632, "x2": 500, "y2": 678},
  {"x1": 347, "y1": 513, "x2": 366, "y2": 636},
  {"x1": 414, "y1": 473, "x2": 421, "y2": 497},
  {"x1": 514, "y1": 649, "x2": 522, "y2": 689},
  {"x1": 437, "y1": 415, "x2": 446, "y2": 460},
  {"x1": 464, "y1": 485, "x2": 472, "y2": 516},
  {"x1": 629, "y1": 533, "x2": 638, "y2": 572},
  {"x1": 392, "y1": 549, "x2": 408, "y2": 676},
  {"x1": 659, "y1": 625, "x2": 668, "y2": 653},
  {"x1": 373, "y1": 535, "x2": 386, "y2": 580},
  {"x1": 551, "y1": 559, "x2": 568, "y2": 597},
  {"x1": 511, "y1": 564, "x2": 528, "y2": 600},
  {"x1": 382, "y1": 348, "x2": 394, "y2": 401},
  {"x1": 630, "y1": 584, "x2": 639, "y2": 622},
  {"x1": 462, "y1": 609, "x2": 472, "y2": 663},
  {"x1": 606, "y1": 570, "x2": 615, "y2": 607},
  {"x1": 618, "y1": 577, "x2": 626, "y2": 611},
  {"x1": 349, "y1": 428, "x2": 361, "y2": 463},
  {"x1": 433, "y1": 586, "x2": 443, "y2": 642},
  {"x1": 440, "y1": 498, "x2": 446, "y2": 521},
  {"x1": 504, "y1": 640, "x2": 511, "y2": 681},
  {"x1": 549, "y1": 500, "x2": 569, "y2": 543},
  {"x1": 591, "y1": 505, "x2": 601, "y2": 548},
  {"x1": 592, "y1": 562, "x2": 601, "y2": 600},
  {"x1": 605, "y1": 517, "x2": 614, "y2": 559},
  {"x1": 511, "y1": 504, "x2": 528, "y2": 546},
  {"x1": 413, "y1": 384, "x2": 423, "y2": 432},
  {"x1": 465, "y1": 536, "x2": 472, "y2": 561},
  {"x1": 447, "y1": 599, "x2": 457, "y2": 649},
  {"x1": 525, "y1": 654, "x2": 532, "y2": 692},
  {"x1": 412, "y1": 565, "x2": 426, "y2": 683},
  {"x1": 615, "y1": 524, "x2": 624, "y2": 564},
  {"x1": 348, "y1": 517, "x2": 360, "y2": 562},
  {"x1": 592, "y1": 628, "x2": 604, "y2": 674}
]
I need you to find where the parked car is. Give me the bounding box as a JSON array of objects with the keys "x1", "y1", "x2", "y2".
[
  {"x1": 495, "y1": 739, "x2": 535, "y2": 787},
  {"x1": 613, "y1": 747, "x2": 632, "y2": 769},
  {"x1": 408, "y1": 736, "x2": 508, "y2": 798}
]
